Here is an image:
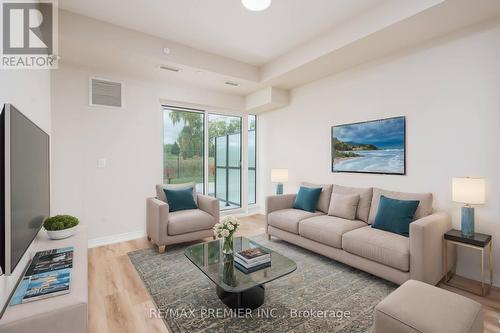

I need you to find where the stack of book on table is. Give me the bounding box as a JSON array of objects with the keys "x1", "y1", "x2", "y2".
[
  {"x1": 234, "y1": 247, "x2": 271, "y2": 273},
  {"x1": 10, "y1": 247, "x2": 73, "y2": 305}
]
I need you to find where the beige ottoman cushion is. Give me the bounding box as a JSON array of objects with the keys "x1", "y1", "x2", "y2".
[{"x1": 375, "y1": 280, "x2": 483, "y2": 333}]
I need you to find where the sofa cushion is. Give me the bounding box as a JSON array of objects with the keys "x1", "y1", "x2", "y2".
[
  {"x1": 301, "y1": 182, "x2": 333, "y2": 213},
  {"x1": 368, "y1": 188, "x2": 433, "y2": 224},
  {"x1": 342, "y1": 226, "x2": 410, "y2": 271},
  {"x1": 299, "y1": 215, "x2": 367, "y2": 249},
  {"x1": 332, "y1": 185, "x2": 372, "y2": 222},
  {"x1": 293, "y1": 186, "x2": 322, "y2": 212},
  {"x1": 372, "y1": 195, "x2": 420, "y2": 237},
  {"x1": 156, "y1": 182, "x2": 196, "y2": 203},
  {"x1": 328, "y1": 193, "x2": 360, "y2": 220},
  {"x1": 168, "y1": 209, "x2": 215, "y2": 236},
  {"x1": 268, "y1": 209, "x2": 324, "y2": 234},
  {"x1": 164, "y1": 187, "x2": 198, "y2": 212}
]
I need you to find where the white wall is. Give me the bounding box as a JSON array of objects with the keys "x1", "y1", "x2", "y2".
[
  {"x1": 50, "y1": 63, "x2": 244, "y2": 244},
  {"x1": 258, "y1": 20, "x2": 500, "y2": 286},
  {"x1": 0, "y1": 70, "x2": 51, "y2": 133}
]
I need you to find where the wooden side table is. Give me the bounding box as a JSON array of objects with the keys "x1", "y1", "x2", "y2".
[{"x1": 443, "y1": 229, "x2": 493, "y2": 296}]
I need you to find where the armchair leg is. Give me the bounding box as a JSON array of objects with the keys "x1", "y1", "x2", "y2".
[
  {"x1": 268, "y1": 234, "x2": 271, "y2": 241},
  {"x1": 213, "y1": 235, "x2": 216, "y2": 240},
  {"x1": 158, "y1": 245, "x2": 166, "y2": 254},
  {"x1": 147, "y1": 236, "x2": 151, "y2": 242}
]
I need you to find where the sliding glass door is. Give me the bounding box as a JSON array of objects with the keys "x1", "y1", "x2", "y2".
[
  {"x1": 163, "y1": 107, "x2": 204, "y2": 193},
  {"x1": 208, "y1": 114, "x2": 242, "y2": 210},
  {"x1": 163, "y1": 106, "x2": 254, "y2": 211}
]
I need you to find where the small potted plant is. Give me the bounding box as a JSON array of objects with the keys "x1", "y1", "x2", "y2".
[
  {"x1": 213, "y1": 216, "x2": 240, "y2": 254},
  {"x1": 43, "y1": 215, "x2": 80, "y2": 240}
]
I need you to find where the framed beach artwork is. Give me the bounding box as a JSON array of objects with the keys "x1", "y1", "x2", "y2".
[{"x1": 331, "y1": 116, "x2": 406, "y2": 175}]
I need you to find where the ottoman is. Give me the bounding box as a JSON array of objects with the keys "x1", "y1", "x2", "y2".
[{"x1": 375, "y1": 280, "x2": 483, "y2": 333}]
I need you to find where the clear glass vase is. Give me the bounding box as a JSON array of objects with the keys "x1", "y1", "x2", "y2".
[{"x1": 222, "y1": 235, "x2": 233, "y2": 254}]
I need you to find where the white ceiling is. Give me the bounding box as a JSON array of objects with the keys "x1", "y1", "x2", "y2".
[
  {"x1": 57, "y1": 0, "x2": 500, "y2": 103},
  {"x1": 59, "y1": 0, "x2": 384, "y2": 66}
]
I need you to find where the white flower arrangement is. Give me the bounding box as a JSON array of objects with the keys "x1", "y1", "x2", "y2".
[{"x1": 214, "y1": 216, "x2": 240, "y2": 239}]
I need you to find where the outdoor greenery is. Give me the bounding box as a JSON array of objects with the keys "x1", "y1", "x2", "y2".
[
  {"x1": 44, "y1": 215, "x2": 79, "y2": 231},
  {"x1": 333, "y1": 138, "x2": 378, "y2": 152},
  {"x1": 164, "y1": 111, "x2": 253, "y2": 184},
  {"x1": 163, "y1": 111, "x2": 256, "y2": 206},
  {"x1": 335, "y1": 151, "x2": 360, "y2": 158}
]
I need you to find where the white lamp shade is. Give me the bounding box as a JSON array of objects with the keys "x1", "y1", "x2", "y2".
[
  {"x1": 452, "y1": 177, "x2": 486, "y2": 205},
  {"x1": 271, "y1": 169, "x2": 288, "y2": 183}
]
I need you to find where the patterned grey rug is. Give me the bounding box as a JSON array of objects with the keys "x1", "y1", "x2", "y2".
[{"x1": 128, "y1": 234, "x2": 396, "y2": 333}]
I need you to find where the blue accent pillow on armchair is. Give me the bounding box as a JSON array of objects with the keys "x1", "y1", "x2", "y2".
[
  {"x1": 372, "y1": 195, "x2": 420, "y2": 237},
  {"x1": 164, "y1": 187, "x2": 198, "y2": 212},
  {"x1": 293, "y1": 186, "x2": 322, "y2": 213}
]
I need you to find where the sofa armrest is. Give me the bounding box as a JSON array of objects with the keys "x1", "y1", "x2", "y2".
[
  {"x1": 197, "y1": 194, "x2": 220, "y2": 225},
  {"x1": 410, "y1": 212, "x2": 454, "y2": 285},
  {"x1": 266, "y1": 194, "x2": 297, "y2": 233},
  {"x1": 266, "y1": 194, "x2": 297, "y2": 215},
  {"x1": 146, "y1": 197, "x2": 169, "y2": 245}
]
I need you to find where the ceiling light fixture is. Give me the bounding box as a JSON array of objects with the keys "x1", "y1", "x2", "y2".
[{"x1": 241, "y1": 0, "x2": 271, "y2": 11}]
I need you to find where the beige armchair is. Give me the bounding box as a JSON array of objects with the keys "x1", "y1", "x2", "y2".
[{"x1": 147, "y1": 184, "x2": 220, "y2": 253}]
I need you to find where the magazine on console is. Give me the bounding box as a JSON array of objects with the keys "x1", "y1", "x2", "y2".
[{"x1": 10, "y1": 247, "x2": 73, "y2": 305}]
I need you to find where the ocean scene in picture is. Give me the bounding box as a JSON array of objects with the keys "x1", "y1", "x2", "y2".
[{"x1": 332, "y1": 117, "x2": 405, "y2": 174}]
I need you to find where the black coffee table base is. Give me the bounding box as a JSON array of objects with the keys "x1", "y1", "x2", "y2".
[{"x1": 216, "y1": 285, "x2": 265, "y2": 310}]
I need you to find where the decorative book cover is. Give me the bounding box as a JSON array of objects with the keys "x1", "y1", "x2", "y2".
[
  {"x1": 26, "y1": 246, "x2": 74, "y2": 276},
  {"x1": 10, "y1": 269, "x2": 71, "y2": 305},
  {"x1": 234, "y1": 261, "x2": 271, "y2": 274},
  {"x1": 235, "y1": 248, "x2": 270, "y2": 261},
  {"x1": 234, "y1": 255, "x2": 270, "y2": 268},
  {"x1": 10, "y1": 247, "x2": 74, "y2": 306}
]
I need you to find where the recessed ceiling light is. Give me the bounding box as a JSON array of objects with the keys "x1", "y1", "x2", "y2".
[{"x1": 241, "y1": 0, "x2": 271, "y2": 11}]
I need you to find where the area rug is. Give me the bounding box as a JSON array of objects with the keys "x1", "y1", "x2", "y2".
[{"x1": 128, "y1": 235, "x2": 397, "y2": 333}]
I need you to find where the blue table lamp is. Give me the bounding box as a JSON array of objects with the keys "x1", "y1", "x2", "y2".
[
  {"x1": 271, "y1": 169, "x2": 288, "y2": 195},
  {"x1": 452, "y1": 177, "x2": 486, "y2": 237}
]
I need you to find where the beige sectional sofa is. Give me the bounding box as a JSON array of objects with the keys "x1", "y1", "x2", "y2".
[{"x1": 266, "y1": 184, "x2": 454, "y2": 285}]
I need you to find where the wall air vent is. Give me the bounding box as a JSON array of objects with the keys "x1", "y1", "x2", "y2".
[
  {"x1": 159, "y1": 65, "x2": 180, "y2": 72},
  {"x1": 90, "y1": 78, "x2": 123, "y2": 108},
  {"x1": 225, "y1": 81, "x2": 239, "y2": 87}
]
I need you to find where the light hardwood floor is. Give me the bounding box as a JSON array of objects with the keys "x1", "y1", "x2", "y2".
[{"x1": 88, "y1": 214, "x2": 500, "y2": 333}]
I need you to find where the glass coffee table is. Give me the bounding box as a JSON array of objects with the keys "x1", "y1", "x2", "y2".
[{"x1": 185, "y1": 236, "x2": 296, "y2": 310}]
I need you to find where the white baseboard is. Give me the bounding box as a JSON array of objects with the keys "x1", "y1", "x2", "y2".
[
  {"x1": 88, "y1": 229, "x2": 146, "y2": 248},
  {"x1": 87, "y1": 209, "x2": 264, "y2": 248}
]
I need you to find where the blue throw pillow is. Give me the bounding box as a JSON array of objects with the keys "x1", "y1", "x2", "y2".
[
  {"x1": 293, "y1": 186, "x2": 322, "y2": 213},
  {"x1": 164, "y1": 187, "x2": 198, "y2": 212},
  {"x1": 372, "y1": 195, "x2": 420, "y2": 237}
]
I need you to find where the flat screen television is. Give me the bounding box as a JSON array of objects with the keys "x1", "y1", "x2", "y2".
[{"x1": 0, "y1": 104, "x2": 50, "y2": 276}]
